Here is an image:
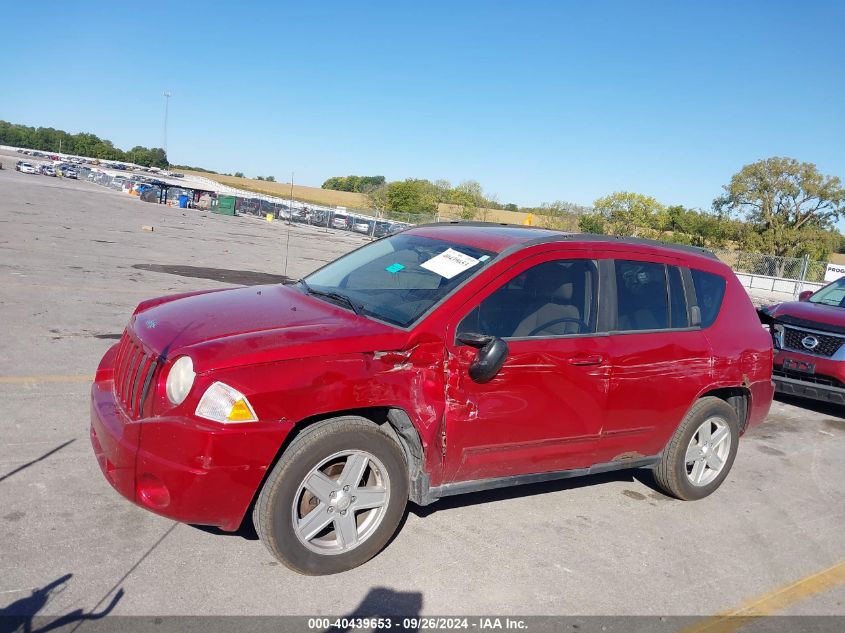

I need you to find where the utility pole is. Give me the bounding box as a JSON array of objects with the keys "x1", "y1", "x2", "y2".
[
  {"x1": 289, "y1": 172, "x2": 295, "y2": 222},
  {"x1": 162, "y1": 91, "x2": 172, "y2": 156}
]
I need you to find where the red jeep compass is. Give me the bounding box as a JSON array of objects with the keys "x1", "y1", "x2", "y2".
[{"x1": 90, "y1": 224, "x2": 774, "y2": 574}]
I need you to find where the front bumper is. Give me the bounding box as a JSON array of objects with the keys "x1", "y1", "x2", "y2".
[
  {"x1": 772, "y1": 374, "x2": 845, "y2": 404},
  {"x1": 773, "y1": 349, "x2": 845, "y2": 405},
  {"x1": 90, "y1": 379, "x2": 292, "y2": 530}
]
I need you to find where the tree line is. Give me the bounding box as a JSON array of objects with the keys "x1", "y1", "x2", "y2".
[
  {"x1": 573, "y1": 158, "x2": 845, "y2": 261},
  {"x1": 322, "y1": 176, "x2": 510, "y2": 219},
  {"x1": 324, "y1": 158, "x2": 845, "y2": 261},
  {"x1": 322, "y1": 175, "x2": 386, "y2": 192},
  {"x1": 7, "y1": 116, "x2": 838, "y2": 261},
  {"x1": 0, "y1": 120, "x2": 169, "y2": 168}
]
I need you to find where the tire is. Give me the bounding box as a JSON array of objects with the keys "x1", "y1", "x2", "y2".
[
  {"x1": 253, "y1": 416, "x2": 409, "y2": 575},
  {"x1": 653, "y1": 397, "x2": 739, "y2": 501}
]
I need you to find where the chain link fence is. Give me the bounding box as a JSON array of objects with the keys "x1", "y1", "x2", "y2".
[{"x1": 712, "y1": 249, "x2": 826, "y2": 283}]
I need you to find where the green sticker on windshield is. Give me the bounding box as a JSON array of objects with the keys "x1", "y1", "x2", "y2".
[{"x1": 385, "y1": 263, "x2": 405, "y2": 274}]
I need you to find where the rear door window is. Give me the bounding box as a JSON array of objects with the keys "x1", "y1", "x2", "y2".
[
  {"x1": 614, "y1": 260, "x2": 670, "y2": 331},
  {"x1": 690, "y1": 269, "x2": 727, "y2": 328},
  {"x1": 668, "y1": 266, "x2": 690, "y2": 328}
]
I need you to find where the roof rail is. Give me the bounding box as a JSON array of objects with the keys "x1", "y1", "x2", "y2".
[{"x1": 413, "y1": 221, "x2": 719, "y2": 260}]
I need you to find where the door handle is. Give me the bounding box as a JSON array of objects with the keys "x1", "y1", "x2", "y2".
[{"x1": 568, "y1": 354, "x2": 604, "y2": 366}]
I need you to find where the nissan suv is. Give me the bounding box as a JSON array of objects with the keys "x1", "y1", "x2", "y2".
[
  {"x1": 90, "y1": 224, "x2": 774, "y2": 575},
  {"x1": 762, "y1": 278, "x2": 845, "y2": 404}
]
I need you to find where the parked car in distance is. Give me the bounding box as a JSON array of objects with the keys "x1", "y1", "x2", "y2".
[
  {"x1": 90, "y1": 224, "x2": 774, "y2": 575},
  {"x1": 353, "y1": 219, "x2": 373, "y2": 234},
  {"x1": 39, "y1": 165, "x2": 56, "y2": 177},
  {"x1": 64, "y1": 168, "x2": 78, "y2": 179},
  {"x1": 331, "y1": 214, "x2": 350, "y2": 230},
  {"x1": 16, "y1": 161, "x2": 39, "y2": 174},
  {"x1": 139, "y1": 185, "x2": 162, "y2": 203},
  {"x1": 760, "y1": 277, "x2": 845, "y2": 404},
  {"x1": 372, "y1": 221, "x2": 393, "y2": 238}
]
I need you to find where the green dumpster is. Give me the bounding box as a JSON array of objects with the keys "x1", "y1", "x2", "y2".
[{"x1": 213, "y1": 196, "x2": 237, "y2": 216}]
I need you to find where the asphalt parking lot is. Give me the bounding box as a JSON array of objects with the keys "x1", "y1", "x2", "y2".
[{"x1": 1, "y1": 164, "x2": 844, "y2": 621}]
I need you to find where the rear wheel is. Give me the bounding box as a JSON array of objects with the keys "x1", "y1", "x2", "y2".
[
  {"x1": 254, "y1": 416, "x2": 408, "y2": 575},
  {"x1": 654, "y1": 397, "x2": 739, "y2": 500}
]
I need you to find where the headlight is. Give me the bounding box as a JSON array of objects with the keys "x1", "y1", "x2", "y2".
[
  {"x1": 165, "y1": 356, "x2": 195, "y2": 405},
  {"x1": 195, "y1": 382, "x2": 257, "y2": 423}
]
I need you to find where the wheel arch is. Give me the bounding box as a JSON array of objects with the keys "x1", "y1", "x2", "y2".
[
  {"x1": 697, "y1": 386, "x2": 751, "y2": 432},
  {"x1": 241, "y1": 406, "x2": 431, "y2": 531}
]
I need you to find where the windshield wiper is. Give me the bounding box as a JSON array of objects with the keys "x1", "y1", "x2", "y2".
[{"x1": 298, "y1": 280, "x2": 362, "y2": 315}]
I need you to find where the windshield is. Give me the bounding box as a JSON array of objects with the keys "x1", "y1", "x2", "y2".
[
  {"x1": 303, "y1": 233, "x2": 495, "y2": 327},
  {"x1": 809, "y1": 277, "x2": 845, "y2": 307}
]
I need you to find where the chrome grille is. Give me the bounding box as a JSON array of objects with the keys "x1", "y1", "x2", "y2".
[
  {"x1": 113, "y1": 331, "x2": 160, "y2": 418},
  {"x1": 783, "y1": 327, "x2": 845, "y2": 358}
]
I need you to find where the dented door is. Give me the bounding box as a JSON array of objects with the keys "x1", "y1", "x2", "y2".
[
  {"x1": 442, "y1": 337, "x2": 609, "y2": 483},
  {"x1": 439, "y1": 250, "x2": 610, "y2": 484}
]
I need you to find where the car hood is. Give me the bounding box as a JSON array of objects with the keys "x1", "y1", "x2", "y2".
[
  {"x1": 129, "y1": 284, "x2": 408, "y2": 372},
  {"x1": 767, "y1": 300, "x2": 845, "y2": 333}
]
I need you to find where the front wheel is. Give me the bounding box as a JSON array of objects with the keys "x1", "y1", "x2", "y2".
[
  {"x1": 253, "y1": 416, "x2": 409, "y2": 575},
  {"x1": 653, "y1": 397, "x2": 739, "y2": 500}
]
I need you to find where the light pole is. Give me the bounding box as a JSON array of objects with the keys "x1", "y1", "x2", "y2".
[{"x1": 162, "y1": 91, "x2": 172, "y2": 156}]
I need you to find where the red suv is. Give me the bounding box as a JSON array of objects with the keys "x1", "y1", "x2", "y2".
[
  {"x1": 90, "y1": 224, "x2": 774, "y2": 574},
  {"x1": 762, "y1": 279, "x2": 845, "y2": 404}
]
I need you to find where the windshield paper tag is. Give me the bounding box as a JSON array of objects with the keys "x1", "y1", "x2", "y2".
[{"x1": 420, "y1": 248, "x2": 480, "y2": 279}]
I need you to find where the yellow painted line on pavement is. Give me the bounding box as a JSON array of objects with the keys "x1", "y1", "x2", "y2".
[
  {"x1": 0, "y1": 374, "x2": 93, "y2": 384},
  {"x1": 681, "y1": 560, "x2": 845, "y2": 633}
]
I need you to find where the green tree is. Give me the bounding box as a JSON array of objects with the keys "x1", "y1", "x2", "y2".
[
  {"x1": 714, "y1": 157, "x2": 845, "y2": 257},
  {"x1": 661, "y1": 205, "x2": 734, "y2": 248},
  {"x1": 433, "y1": 180, "x2": 452, "y2": 203},
  {"x1": 0, "y1": 120, "x2": 168, "y2": 167},
  {"x1": 234, "y1": 172, "x2": 245, "y2": 178},
  {"x1": 592, "y1": 192, "x2": 667, "y2": 238},
  {"x1": 385, "y1": 179, "x2": 439, "y2": 214},
  {"x1": 538, "y1": 200, "x2": 588, "y2": 231},
  {"x1": 578, "y1": 214, "x2": 606, "y2": 234},
  {"x1": 448, "y1": 180, "x2": 488, "y2": 220},
  {"x1": 366, "y1": 184, "x2": 389, "y2": 211},
  {"x1": 322, "y1": 175, "x2": 386, "y2": 193}
]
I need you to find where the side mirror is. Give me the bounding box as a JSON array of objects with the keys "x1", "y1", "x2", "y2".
[
  {"x1": 798, "y1": 290, "x2": 813, "y2": 302},
  {"x1": 457, "y1": 333, "x2": 509, "y2": 384}
]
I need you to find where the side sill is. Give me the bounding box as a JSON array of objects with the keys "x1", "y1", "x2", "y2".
[{"x1": 425, "y1": 455, "x2": 660, "y2": 501}]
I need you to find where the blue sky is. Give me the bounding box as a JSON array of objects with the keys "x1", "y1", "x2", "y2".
[{"x1": 2, "y1": 1, "x2": 843, "y2": 210}]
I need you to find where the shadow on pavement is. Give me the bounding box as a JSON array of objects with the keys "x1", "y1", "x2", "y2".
[
  {"x1": 326, "y1": 587, "x2": 423, "y2": 632},
  {"x1": 0, "y1": 440, "x2": 76, "y2": 484},
  {"x1": 409, "y1": 468, "x2": 664, "y2": 518},
  {"x1": 0, "y1": 573, "x2": 124, "y2": 632},
  {"x1": 189, "y1": 520, "x2": 259, "y2": 541},
  {"x1": 132, "y1": 264, "x2": 290, "y2": 286},
  {"x1": 775, "y1": 393, "x2": 845, "y2": 420}
]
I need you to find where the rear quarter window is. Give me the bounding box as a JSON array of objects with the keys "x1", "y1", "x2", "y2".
[{"x1": 690, "y1": 269, "x2": 727, "y2": 328}]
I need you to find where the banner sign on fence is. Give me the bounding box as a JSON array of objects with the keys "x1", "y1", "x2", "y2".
[{"x1": 824, "y1": 263, "x2": 845, "y2": 282}]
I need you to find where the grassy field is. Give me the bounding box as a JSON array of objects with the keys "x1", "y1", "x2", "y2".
[
  {"x1": 182, "y1": 170, "x2": 543, "y2": 225},
  {"x1": 179, "y1": 170, "x2": 370, "y2": 209}
]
